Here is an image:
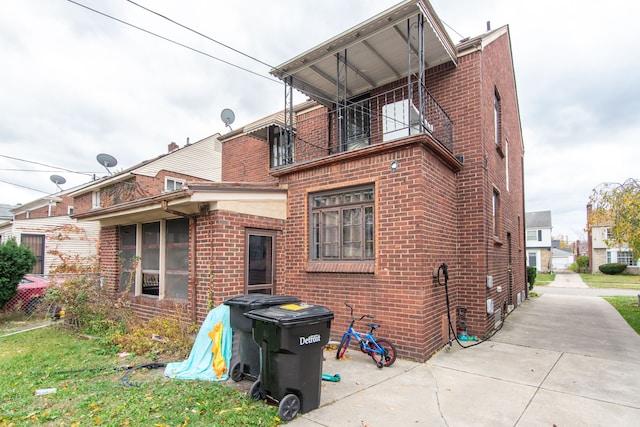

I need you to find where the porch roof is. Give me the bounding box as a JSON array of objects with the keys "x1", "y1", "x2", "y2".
[
  {"x1": 72, "y1": 182, "x2": 287, "y2": 226},
  {"x1": 271, "y1": 0, "x2": 457, "y2": 105}
]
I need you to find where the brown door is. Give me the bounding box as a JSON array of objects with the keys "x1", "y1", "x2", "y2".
[
  {"x1": 245, "y1": 229, "x2": 276, "y2": 295},
  {"x1": 21, "y1": 234, "x2": 45, "y2": 274}
]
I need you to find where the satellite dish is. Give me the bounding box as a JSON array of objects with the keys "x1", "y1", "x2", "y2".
[
  {"x1": 96, "y1": 153, "x2": 118, "y2": 175},
  {"x1": 221, "y1": 108, "x2": 235, "y2": 130},
  {"x1": 50, "y1": 174, "x2": 66, "y2": 191}
]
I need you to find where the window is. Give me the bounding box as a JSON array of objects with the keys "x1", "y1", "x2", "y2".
[
  {"x1": 494, "y1": 88, "x2": 502, "y2": 146},
  {"x1": 92, "y1": 191, "x2": 101, "y2": 209},
  {"x1": 528, "y1": 252, "x2": 537, "y2": 268},
  {"x1": 526, "y1": 230, "x2": 542, "y2": 241},
  {"x1": 270, "y1": 126, "x2": 293, "y2": 167},
  {"x1": 619, "y1": 250, "x2": 634, "y2": 266},
  {"x1": 119, "y1": 225, "x2": 137, "y2": 293},
  {"x1": 67, "y1": 206, "x2": 74, "y2": 215},
  {"x1": 492, "y1": 189, "x2": 500, "y2": 237},
  {"x1": 118, "y1": 218, "x2": 189, "y2": 299},
  {"x1": 606, "y1": 249, "x2": 634, "y2": 266},
  {"x1": 165, "y1": 177, "x2": 184, "y2": 192},
  {"x1": 341, "y1": 95, "x2": 370, "y2": 152},
  {"x1": 310, "y1": 186, "x2": 374, "y2": 261},
  {"x1": 505, "y1": 139, "x2": 509, "y2": 191}
]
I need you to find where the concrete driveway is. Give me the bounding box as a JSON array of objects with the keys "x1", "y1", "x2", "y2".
[{"x1": 286, "y1": 273, "x2": 640, "y2": 426}]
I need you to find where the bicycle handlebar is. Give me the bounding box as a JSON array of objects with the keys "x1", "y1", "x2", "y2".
[{"x1": 344, "y1": 302, "x2": 374, "y2": 321}]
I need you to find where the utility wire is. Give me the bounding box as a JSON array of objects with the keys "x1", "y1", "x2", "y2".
[
  {"x1": 66, "y1": 0, "x2": 281, "y2": 84},
  {"x1": 126, "y1": 0, "x2": 275, "y2": 71},
  {"x1": 0, "y1": 154, "x2": 94, "y2": 176},
  {"x1": 0, "y1": 178, "x2": 51, "y2": 194}
]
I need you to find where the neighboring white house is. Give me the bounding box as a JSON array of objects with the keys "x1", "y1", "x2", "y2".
[
  {"x1": 588, "y1": 224, "x2": 637, "y2": 273},
  {"x1": 525, "y1": 211, "x2": 553, "y2": 272},
  {"x1": 0, "y1": 193, "x2": 100, "y2": 275}
]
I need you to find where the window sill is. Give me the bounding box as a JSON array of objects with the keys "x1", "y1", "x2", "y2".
[
  {"x1": 496, "y1": 143, "x2": 505, "y2": 158},
  {"x1": 493, "y1": 236, "x2": 503, "y2": 246},
  {"x1": 306, "y1": 261, "x2": 375, "y2": 274}
]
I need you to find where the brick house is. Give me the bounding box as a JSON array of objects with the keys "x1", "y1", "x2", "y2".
[
  {"x1": 586, "y1": 204, "x2": 638, "y2": 274},
  {"x1": 73, "y1": 0, "x2": 526, "y2": 362}
]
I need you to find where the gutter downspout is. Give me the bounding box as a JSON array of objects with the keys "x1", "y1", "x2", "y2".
[{"x1": 161, "y1": 201, "x2": 198, "y2": 323}]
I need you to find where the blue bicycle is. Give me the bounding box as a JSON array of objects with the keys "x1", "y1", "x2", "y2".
[{"x1": 335, "y1": 302, "x2": 397, "y2": 368}]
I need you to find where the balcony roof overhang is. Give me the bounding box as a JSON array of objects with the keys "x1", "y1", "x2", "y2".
[{"x1": 271, "y1": 0, "x2": 457, "y2": 105}]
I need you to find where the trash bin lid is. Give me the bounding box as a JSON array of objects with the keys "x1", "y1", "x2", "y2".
[
  {"x1": 244, "y1": 303, "x2": 334, "y2": 327},
  {"x1": 223, "y1": 294, "x2": 300, "y2": 309}
]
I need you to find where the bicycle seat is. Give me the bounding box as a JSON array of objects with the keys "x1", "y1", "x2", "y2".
[{"x1": 366, "y1": 323, "x2": 380, "y2": 330}]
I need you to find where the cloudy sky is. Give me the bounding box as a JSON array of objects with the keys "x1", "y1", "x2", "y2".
[{"x1": 1, "y1": 0, "x2": 639, "y2": 241}]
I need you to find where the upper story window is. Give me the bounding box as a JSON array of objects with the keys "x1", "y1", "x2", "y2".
[
  {"x1": 165, "y1": 177, "x2": 184, "y2": 192},
  {"x1": 527, "y1": 230, "x2": 542, "y2": 241},
  {"x1": 92, "y1": 191, "x2": 101, "y2": 209},
  {"x1": 341, "y1": 95, "x2": 370, "y2": 152},
  {"x1": 270, "y1": 126, "x2": 293, "y2": 167},
  {"x1": 494, "y1": 88, "x2": 502, "y2": 147},
  {"x1": 492, "y1": 188, "x2": 501, "y2": 238},
  {"x1": 67, "y1": 206, "x2": 74, "y2": 215},
  {"x1": 310, "y1": 186, "x2": 374, "y2": 261}
]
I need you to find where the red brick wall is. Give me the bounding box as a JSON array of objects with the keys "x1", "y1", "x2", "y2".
[
  {"x1": 97, "y1": 210, "x2": 284, "y2": 325},
  {"x1": 222, "y1": 135, "x2": 278, "y2": 183},
  {"x1": 424, "y1": 32, "x2": 526, "y2": 335},
  {"x1": 14, "y1": 194, "x2": 75, "y2": 219},
  {"x1": 276, "y1": 142, "x2": 458, "y2": 361}
]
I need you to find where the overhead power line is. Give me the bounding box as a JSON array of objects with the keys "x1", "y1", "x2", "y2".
[
  {"x1": 0, "y1": 178, "x2": 51, "y2": 195},
  {"x1": 66, "y1": 0, "x2": 281, "y2": 84},
  {"x1": 0, "y1": 154, "x2": 94, "y2": 176}
]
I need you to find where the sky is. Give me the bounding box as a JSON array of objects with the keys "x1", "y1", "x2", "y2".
[{"x1": 1, "y1": 0, "x2": 639, "y2": 242}]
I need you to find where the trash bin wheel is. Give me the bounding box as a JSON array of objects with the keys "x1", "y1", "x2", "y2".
[
  {"x1": 278, "y1": 393, "x2": 301, "y2": 421},
  {"x1": 249, "y1": 380, "x2": 265, "y2": 401},
  {"x1": 230, "y1": 361, "x2": 244, "y2": 382}
]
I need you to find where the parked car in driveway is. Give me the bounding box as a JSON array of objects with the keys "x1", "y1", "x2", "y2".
[{"x1": 2, "y1": 275, "x2": 50, "y2": 314}]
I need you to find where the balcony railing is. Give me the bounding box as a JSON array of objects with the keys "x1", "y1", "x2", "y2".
[{"x1": 280, "y1": 82, "x2": 453, "y2": 167}]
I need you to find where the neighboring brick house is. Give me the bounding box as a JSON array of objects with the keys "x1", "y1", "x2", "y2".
[
  {"x1": 525, "y1": 211, "x2": 553, "y2": 273},
  {"x1": 0, "y1": 192, "x2": 99, "y2": 275},
  {"x1": 73, "y1": 0, "x2": 526, "y2": 362}
]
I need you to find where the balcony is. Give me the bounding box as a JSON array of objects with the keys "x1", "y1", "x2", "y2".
[{"x1": 271, "y1": 81, "x2": 453, "y2": 168}]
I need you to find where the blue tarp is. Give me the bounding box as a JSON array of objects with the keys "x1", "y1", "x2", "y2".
[{"x1": 164, "y1": 304, "x2": 233, "y2": 381}]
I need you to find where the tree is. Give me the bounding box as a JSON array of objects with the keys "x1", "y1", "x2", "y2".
[
  {"x1": 588, "y1": 178, "x2": 640, "y2": 257},
  {"x1": 0, "y1": 237, "x2": 37, "y2": 308}
]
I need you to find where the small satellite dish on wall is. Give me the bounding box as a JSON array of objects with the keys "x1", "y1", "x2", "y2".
[
  {"x1": 50, "y1": 174, "x2": 66, "y2": 191},
  {"x1": 96, "y1": 153, "x2": 118, "y2": 175},
  {"x1": 221, "y1": 108, "x2": 235, "y2": 130}
]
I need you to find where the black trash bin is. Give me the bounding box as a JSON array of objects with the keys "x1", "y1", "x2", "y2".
[
  {"x1": 224, "y1": 294, "x2": 300, "y2": 382},
  {"x1": 244, "y1": 303, "x2": 333, "y2": 421}
]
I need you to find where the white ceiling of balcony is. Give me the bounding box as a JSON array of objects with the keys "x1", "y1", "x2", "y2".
[{"x1": 271, "y1": 0, "x2": 457, "y2": 106}]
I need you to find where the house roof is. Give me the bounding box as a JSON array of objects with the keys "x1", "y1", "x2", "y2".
[
  {"x1": 270, "y1": 0, "x2": 456, "y2": 105},
  {"x1": 0, "y1": 203, "x2": 13, "y2": 219},
  {"x1": 68, "y1": 133, "x2": 222, "y2": 197},
  {"x1": 525, "y1": 211, "x2": 552, "y2": 228},
  {"x1": 72, "y1": 182, "x2": 287, "y2": 226}
]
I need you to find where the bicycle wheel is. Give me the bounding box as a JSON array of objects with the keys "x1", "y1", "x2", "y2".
[
  {"x1": 336, "y1": 334, "x2": 350, "y2": 359},
  {"x1": 370, "y1": 338, "x2": 397, "y2": 367}
]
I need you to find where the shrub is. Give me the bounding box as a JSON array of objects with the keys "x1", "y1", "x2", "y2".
[
  {"x1": 576, "y1": 255, "x2": 589, "y2": 273},
  {"x1": 0, "y1": 238, "x2": 37, "y2": 308},
  {"x1": 598, "y1": 263, "x2": 628, "y2": 275},
  {"x1": 527, "y1": 266, "x2": 537, "y2": 290}
]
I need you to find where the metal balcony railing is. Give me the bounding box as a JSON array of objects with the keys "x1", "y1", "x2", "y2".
[{"x1": 280, "y1": 82, "x2": 453, "y2": 167}]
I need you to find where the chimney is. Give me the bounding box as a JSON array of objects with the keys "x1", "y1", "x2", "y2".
[
  {"x1": 168, "y1": 142, "x2": 179, "y2": 153},
  {"x1": 486, "y1": 21, "x2": 491, "y2": 31}
]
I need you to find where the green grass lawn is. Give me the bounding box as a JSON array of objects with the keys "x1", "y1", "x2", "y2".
[
  {"x1": 0, "y1": 325, "x2": 279, "y2": 426},
  {"x1": 534, "y1": 273, "x2": 555, "y2": 286},
  {"x1": 580, "y1": 273, "x2": 640, "y2": 290},
  {"x1": 603, "y1": 296, "x2": 640, "y2": 334}
]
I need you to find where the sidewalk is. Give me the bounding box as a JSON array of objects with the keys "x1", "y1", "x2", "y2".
[{"x1": 286, "y1": 274, "x2": 640, "y2": 426}]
